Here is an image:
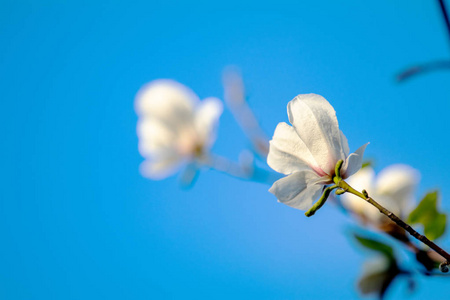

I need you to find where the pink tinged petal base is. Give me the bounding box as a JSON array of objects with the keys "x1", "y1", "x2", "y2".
[{"x1": 269, "y1": 170, "x2": 323, "y2": 210}]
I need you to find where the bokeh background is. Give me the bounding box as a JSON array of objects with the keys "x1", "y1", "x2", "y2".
[{"x1": 2, "y1": 0, "x2": 450, "y2": 299}]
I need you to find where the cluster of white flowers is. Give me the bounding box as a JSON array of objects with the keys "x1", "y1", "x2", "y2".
[
  {"x1": 135, "y1": 80, "x2": 223, "y2": 179},
  {"x1": 134, "y1": 72, "x2": 447, "y2": 294},
  {"x1": 135, "y1": 80, "x2": 419, "y2": 219}
]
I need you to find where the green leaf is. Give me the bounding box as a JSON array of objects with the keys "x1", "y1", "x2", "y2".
[
  {"x1": 408, "y1": 191, "x2": 438, "y2": 223},
  {"x1": 361, "y1": 160, "x2": 373, "y2": 169},
  {"x1": 407, "y1": 190, "x2": 447, "y2": 240},
  {"x1": 354, "y1": 234, "x2": 394, "y2": 259},
  {"x1": 425, "y1": 213, "x2": 446, "y2": 241}
]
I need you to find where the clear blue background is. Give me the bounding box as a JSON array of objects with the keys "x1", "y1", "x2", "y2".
[{"x1": 1, "y1": 0, "x2": 450, "y2": 299}]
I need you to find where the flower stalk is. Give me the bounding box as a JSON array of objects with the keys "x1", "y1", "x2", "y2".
[
  {"x1": 304, "y1": 160, "x2": 344, "y2": 216},
  {"x1": 304, "y1": 185, "x2": 338, "y2": 217},
  {"x1": 331, "y1": 160, "x2": 450, "y2": 272}
]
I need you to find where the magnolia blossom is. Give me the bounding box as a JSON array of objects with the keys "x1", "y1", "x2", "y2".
[
  {"x1": 267, "y1": 94, "x2": 368, "y2": 210},
  {"x1": 358, "y1": 256, "x2": 400, "y2": 298},
  {"x1": 135, "y1": 80, "x2": 223, "y2": 179},
  {"x1": 341, "y1": 165, "x2": 420, "y2": 224}
]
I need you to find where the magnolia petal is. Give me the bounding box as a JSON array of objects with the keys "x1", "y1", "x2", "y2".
[
  {"x1": 140, "y1": 156, "x2": 185, "y2": 180},
  {"x1": 194, "y1": 97, "x2": 223, "y2": 148},
  {"x1": 267, "y1": 122, "x2": 320, "y2": 175},
  {"x1": 269, "y1": 170, "x2": 322, "y2": 210},
  {"x1": 135, "y1": 80, "x2": 197, "y2": 131},
  {"x1": 287, "y1": 94, "x2": 345, "y2": 174},
  {"x1": 376, "y1": 164, "x2": 420, "y2": 213},
  {"x1": 137, "y1": 118, "x2": 178, "y2": 157},
  {"x1": 342, "y1": 143, "x2": 369, "y2": 179},
  {"x1": 376, "y1": 164, "x2": 420, "y2": 196},
  {"x1": 340, "y1": 130, "x2": 350, "y2": 157}
]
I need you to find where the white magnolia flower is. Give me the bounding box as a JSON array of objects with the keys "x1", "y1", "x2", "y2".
[
  {"x1": 358, "y1": 256, "x2": 399, "y2": 298},
  {"x1": 267, "y1": 94, "x2": 368, "y2": 210},
  {"x1": 135, "y1": 79, "x2": 223, "y2": 179},
  {"x1": 341, "y1": 164, "x2": 420, "y2": 224}
]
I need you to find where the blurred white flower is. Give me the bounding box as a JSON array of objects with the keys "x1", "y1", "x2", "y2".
[
  {"x1": 267, "y1": 94, "x2": 368, "y2": 210},
  {"x1": 357, "y1": 256, "x2": 401, "y2": 298},
  {"x1": 341, "y1": 164, "x2": 420, "y2": 224},
  {"x1": 135, "y1": 79, "x2": 223, "y2": 179}
]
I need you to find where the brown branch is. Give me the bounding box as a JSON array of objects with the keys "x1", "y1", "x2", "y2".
[{"x1": 338, "y1": 180, "x2": 450, "y2": 271}]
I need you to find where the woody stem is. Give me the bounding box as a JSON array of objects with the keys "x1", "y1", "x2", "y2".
[{"x1": 338, "y1": 179, "x2": 450, "y2": 271}]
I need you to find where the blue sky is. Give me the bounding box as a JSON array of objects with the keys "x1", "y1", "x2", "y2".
[{"x1": 1, "y1": 0, "x2": 450, "y2": 299}]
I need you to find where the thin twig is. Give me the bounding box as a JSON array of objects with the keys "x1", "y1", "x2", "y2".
[
  {"x1": 201, "y1": 154, "x2": 252, "y2": 179},
  {"x1": 438, "y1": 0, "x2": 450, "y2": 45},
  {"x1": 200, "y1": 154, "x2": 280, "y2": 184},
  {"x1": 338, "y1": 180, "x2": 450, "y2": 269},
  {"x1": 397, "y1": 60, "x2": 450, "y2": 81},
  {"x1": 396, "y1": 1, "x2": 450, "y2": 81},
  {"x1": 222, "y1": 68, "x2": 270, "y2": 158}
]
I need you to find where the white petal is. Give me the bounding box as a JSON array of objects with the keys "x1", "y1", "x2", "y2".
[
  {"x1": 140, "y1": 156, "x2": 185, "y2": 180},
  {"x1": 340, "y1": 130, "x2": 350, "y2": 157},
  {"x1": 135, "y1": 80, "x2": 197, "y2": 131},
  {"x1": 267, "y1": 122, "x2": 321, "y2": 175},
  {"x1": 287, "y1": 94, "x2": 345, "y2": 174},
  {"x1": 194, "y1": 97, "x2": 223, "y2": 148},
  {"x1": 342, "y1": 143, "x2": 369, "y2": 179},
  {"x1": 269, "y1": 170, "x2": 323, "y2": 210},
  {"x1": 137, "y1": 118, "x2": 177, "y2": 157},
  {"x1": 375, "y1": 164, "x2": 420, "y2": 213},
  {"x1": 340, "y1": 167, "x2": 376, "y2": 214}
]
